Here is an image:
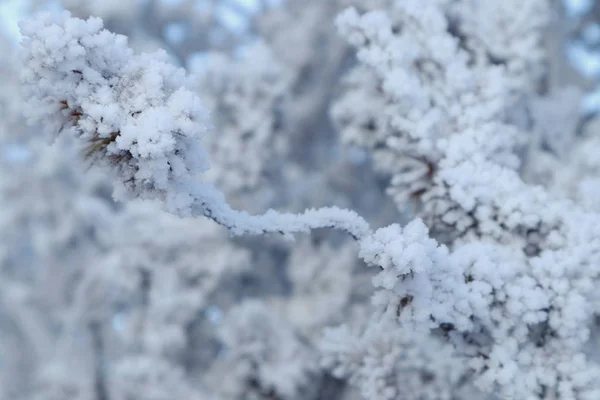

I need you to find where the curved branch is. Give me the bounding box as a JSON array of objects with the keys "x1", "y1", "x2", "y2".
[{"x1": 189, "y1": 183, "x2": 372, "y2": 240}]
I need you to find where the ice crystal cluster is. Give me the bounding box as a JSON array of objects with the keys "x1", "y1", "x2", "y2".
[{"x1": 20, "y1": 12, "x2": 210, "y2": 214}]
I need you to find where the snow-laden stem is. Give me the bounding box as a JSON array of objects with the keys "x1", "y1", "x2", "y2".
[{"x1": 187, "y1": 182, "x2": 372, "y2": 240}]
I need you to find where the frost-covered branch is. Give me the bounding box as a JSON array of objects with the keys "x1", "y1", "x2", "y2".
[{"x1": 19, "y1": 11, "x2": 372, "y2": 240}]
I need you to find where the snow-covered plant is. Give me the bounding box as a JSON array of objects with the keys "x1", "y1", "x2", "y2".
[
  {"x1": 0, "y1": 91, "x2": 250, "y2": 400},
  {"x1": 198, "y1": 43, "x2": 291, "y2": 198},
  {"x1": 448, "y1": 0, "x2": 550, "y2": 93},
  {"x1": 282, "y1": 238, "x2": 362, "y2": 334},
  {"x1": 207, "y1": 300, "x2": 319, "y2": 399},
  {"x1": 20, "y1": 12, "x2": 211, "y2": 214},
  {"x1": 320, "y1": 318, "x2": 466, "y2": 400},
  {"x1": 0, "y1": 134, "x2": 254, "y2": 399},
  {"x1": 327, "y1": 1, "x2": 600, "y2": 398},
  {"x1": 8, "y1": 0, "x2": 600, "y2": 399},
  {"x1": 333, "y1": 2, "x2": 522, "y2": 224},
  {"x1": 20, "y1": 11, "x2": 372, "y2": 240}
]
